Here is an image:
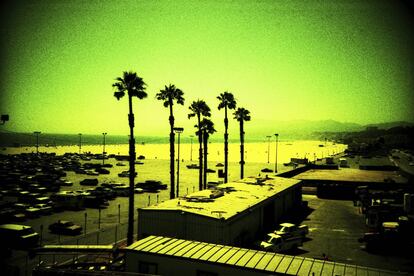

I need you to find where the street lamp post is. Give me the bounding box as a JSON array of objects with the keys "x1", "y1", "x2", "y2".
[
  {"x1": 102, "y1": 132, "x2": 107, "y2": 165},
  {"x1": 78, "y1": 133, "x2": 82, "y2": 154},
  {"x1": 34, "y1": 131, "x2": 41, "y2": 155},
  {"x1": 190, "y1": 135, "x2": 194, "y2": 161},
  {"x1": 274, "y1": 133, "x2": 279, "y2": 173},
  {"x1": 266, "y1": 135, "x2": 271, "y2": 163},
  {"x1": 174, "y1": 127, "x2": 184, "y2": 198}
]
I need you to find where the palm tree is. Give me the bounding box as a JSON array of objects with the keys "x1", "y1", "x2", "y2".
[
  {"x1": 200, "y1": 118, "x2": 216, "y2": 189},
  {"x1": 234, "y1": 107, "x2": 251, "y2": 179},
  {"x1": 156, "y1": 84, "x2": 185, "y2": 199},
  {"x1": 217, "y1": 91, "x2": 237, "y2": 183},
  {"x1": 188, "y1": 100, "x2": 211, "y2": 191},
  {"x1": 113, "y1": 71, "x2": 147, "y2": 246}
]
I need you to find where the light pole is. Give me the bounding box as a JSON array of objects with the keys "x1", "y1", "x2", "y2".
[
  {"x1": 34, "y1": 131, "x2": 41, "y2": 154},
  {"x1": 78, "y1": 133, "x2": 82, "y2": 154},
  {"x1": 190, "y1": 135, "x2": 194, "y2": 161},
  {"x1": 266, "y1": 135, "x2": 271, "y2": 163},
  {"x1": 174, "y1": 127, "x2": 184, "y2": 198},
  {"x1": 102, "y1": 132, "x2": 107, "y2": 165},
  {"x1": 274, "y1": 133, "x2": 279, "y2": 173}
]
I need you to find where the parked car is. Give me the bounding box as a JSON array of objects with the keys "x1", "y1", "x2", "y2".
[
  {"x1": 49, "y1": 220, "x2": 83, "y2": 235},
  {"x1": 80, "y1": 178, "x2": 98, "y2": 186},
  {"x1": 259, "y1": 233, "x2": 303, "y2": 252},
  {"x1": 273, "y1": 222, "x2": 309, "y2": 238},
  {"x1": 0, "y1": 224, "x2": 40, "y2": 249}
]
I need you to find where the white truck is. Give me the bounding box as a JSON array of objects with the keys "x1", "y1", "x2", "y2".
[
  {"x1": 273, "y1": 222, "x2": 309, "y2": 238},
  {"x1": 260, "y1": 233, "x2": 303, "y2": 252}
]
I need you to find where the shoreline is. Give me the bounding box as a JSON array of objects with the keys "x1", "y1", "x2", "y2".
[{"x1": 1, "y1": 140, "x2": 347, "y2": 164}]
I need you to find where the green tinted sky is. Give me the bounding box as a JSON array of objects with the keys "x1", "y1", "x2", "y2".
[{"x1": 1, "y1": 0, "x2": 413, "y2": 136}]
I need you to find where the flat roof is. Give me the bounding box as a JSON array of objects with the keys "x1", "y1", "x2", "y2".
[
  {"x1": 293, "y1": 168, "x2": 407, "y2": 184},
  {"x1": 139, "y1": 176, "x2": 301, "y2": 220},
  {"x1": 126, "y1": 235, "x2": 405, "y2": 276}
]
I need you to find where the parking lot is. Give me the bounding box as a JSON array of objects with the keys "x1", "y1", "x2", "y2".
[{"x1": 299, "y1": 195, "x2": 413, "y2": 273}]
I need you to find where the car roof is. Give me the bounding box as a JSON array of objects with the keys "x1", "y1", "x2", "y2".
[
  {"x1": 279, "y1": 223, "x2": 295, "y2": 227},
  {"x1": 0, "y1": 224, "x2": 32, "y2": 231}
]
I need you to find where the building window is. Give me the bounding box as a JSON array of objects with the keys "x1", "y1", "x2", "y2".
[
  {"x1": 139, "y1": 261, "x2": 158, "y2": 274},
  {"x1": 197, "y1": 270, "x2": 218, "y2": 276}
]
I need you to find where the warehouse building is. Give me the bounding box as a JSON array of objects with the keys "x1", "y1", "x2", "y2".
[{"x1": 137, "y1": 176, "x2": 303, "y2": 246}]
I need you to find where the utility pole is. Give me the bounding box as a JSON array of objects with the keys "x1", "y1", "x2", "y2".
[
  {"x1": 274, "y1": 133, "x2": 279, "y2": 173},
  {"x1": 174, "y1": 127, "x2": 184, "y2": 198},
  {"x1": 78, "y1": 133, "x2": 82, "y2": 154},
  {"x1": 34, "y1": 131, "x2": 41, "y2": 154},
  {"x1": 266, "y1": 135, "x2": 271, "y2": 163},
  {"x1": 102, "y1": 132, "x2": 107, "y2": 165},
  {"x1": 190, "y1": 135, "x2": 194, "y2": 161}
]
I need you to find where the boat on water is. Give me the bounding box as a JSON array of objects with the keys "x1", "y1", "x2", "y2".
[
  {"x1": 186, "y1": 164, "x2": 199, "y2": 169},
  {"x1": 261, "y1": 168, "x2": 273, "y2": 173},
  {"x1": 134, "y1": 161, "x2": 144, "y2": 165},
  {"x1": 135, "y1": 180, "x2": 167, "y2": 192},
  {"x1": 206, "y1": 168, "x2": 216, "y2": 173},
  {"x1": 215, "y1": 163, "x2": 224, "y2": 167}
]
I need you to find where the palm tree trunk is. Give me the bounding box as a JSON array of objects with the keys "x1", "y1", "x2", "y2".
[
  {"x1": 169, "y1": 104, "x2": 175, "y2": 199},
  {"x1": 224, "y1": 107, "x2": 228, "y2": 183},
  {"x1": 203, "y1": 130, "x2": 207, "y2": 190},
  {"x1": 240, "y1": 120, "x2": 244, "y2": 179},
  {"x1": 127, "y1": 95, "x2": 136, "y2": 246},
  {"x1": 198, "y1": 114, "x2": 203, "y2": 191}
]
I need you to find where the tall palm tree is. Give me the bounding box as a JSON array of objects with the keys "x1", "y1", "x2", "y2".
[
  {"x1": 234, "y1": 107, "x2": 251, "y2": 179},
  {"x1": 217, "y1": 91, "x2": 237, "y2": 183},
  {"x1": 188, "y1": 100, "x2": 211, "y2": 191},
  {"x1": 113, "y1": 71, "x2": 147, "y2": 246},
  {"x1": 156, "y1": 84, "x2": 185, "y2": 199},
  {"x1": 200, "y1": 118, "x2": 216, "y2": 189}
]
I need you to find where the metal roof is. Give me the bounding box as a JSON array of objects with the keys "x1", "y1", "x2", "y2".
[
  {"x1": 126, "y1": 236, "x2": 407, "y2": 275},
  {"x1": 139, "y1": 176, "x2": 301, "y2": 220}
]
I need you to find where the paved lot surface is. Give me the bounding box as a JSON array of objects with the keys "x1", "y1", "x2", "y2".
[{"x1": 299, "y1": 195, "x2": 414, "y2": 273}]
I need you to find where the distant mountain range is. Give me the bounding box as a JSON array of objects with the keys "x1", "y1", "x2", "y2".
[{"x1": 1, "y1": 120, "x2": 413, "y2": 146}]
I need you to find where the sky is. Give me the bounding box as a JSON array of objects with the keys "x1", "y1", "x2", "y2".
[{"x1": 0, "y1": 0, "x2": 413, "y2": 137}]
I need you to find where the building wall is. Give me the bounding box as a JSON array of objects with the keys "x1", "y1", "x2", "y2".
[
  {"x1": 137, "y1": 182, "x2": 302, "y2": 246},
  {"x1": 125, "y1": 251, "x2": 275, "y2": 276}
]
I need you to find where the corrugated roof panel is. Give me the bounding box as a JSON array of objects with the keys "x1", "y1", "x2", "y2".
[
  {"x1": 235, "y1": 250, "x2": 256, "y2": 267},
  {"x1": 320, "y1": 261, "x2": 335, "y2": 276},
  {"x1": 332, "y1": 263, "x2": 346, "y2": 276},
  {"x1": 133, "y1": 236, "x2": 164, "y2": 251},
  {"x1": 264, "y1": 254, "x2": 284, "y2": 272},
  {"x1": 286, "y1": 257, "x2": 304, "y2": 275},
  {"x1": 226, "y1": 248, "x2": 249, "y2": 265},
  {"x1": 275, "y1": 255, "x2": 294, "y2": 274},
  {"x1": 191, "y1": 244, "x2": 214, "y2": 259},
  {"x1": 366, "y1": 269, "x2": 380, "y2": 276},
  {"x1": 297, "y1": 259, "x2": 314, "y2": 276},
  {"x1": 245, "y1": 251, "x2": 265, "y2": 269},
  {"x1": 168, "y1": 240, "x2": 193, "y2": 256},
  {"x1": 309, "y1": 260, "x2": 324, "y2": 275},
  {"x1": 174, "y1": 241, "x2": 202, "y2": 257},
  {"x1": 255, "y1": 253, "x2": 274, "y2": 270},
  {"x1": 344, "y1": 264, "x2": 357, "y2": 276},
  {"x1": 216, "y1": 247, "x2": 240, "y2": 263},
  {"x1": 182, "y1": 242, "x2": 208, "y2": 258},
  {"x1": 199, "y1": 245, "x2": 224, "y2": 261},
  {"x1": 208, "y1": 246, "x2": 233, "y2": 262},
  {"x1": 141, "y1": 237, "x2": 173, "y2": 252},
  {"x1": 355, "y1": 266, "x2": 368, "y2": 276},
  {"x1": 157, "y1": 239, "x2": 186, "y2": 254}
]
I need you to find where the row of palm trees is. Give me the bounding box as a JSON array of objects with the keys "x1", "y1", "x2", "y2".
[{"x1": 112, "y1": 71, "x2": 251, "y2": 245}]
